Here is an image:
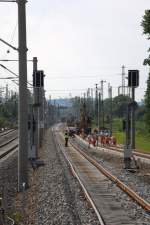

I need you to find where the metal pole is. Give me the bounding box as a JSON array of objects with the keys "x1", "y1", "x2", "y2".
[
  {"x1": 32, "y1": 57, "x2": 39, "y2": 159},
  {"x1": 109, "y1": 85, "x2": 113, "y2": 136},
  {"x1": 17, "y1": 0, "x2": 28, "y2": 191},
  {"x1": 95, "y1": 84, "x2": 98, "y2": 127},
  {"x1": 33, "y1": 57, "x2": 37, "y2": 71},
  {"x1": 124, "y1": 103, "x2": 132, "y2": 169},
  {"x1": 39, "y1": 86, "x2": 45, "y2": 146},
  {"x1": 131, "y1": 87, "x2": 135, "y2": 149},
  {"x1": 122, "y1": 65, "x2": 125, "y2": 95},
  {"x1": 100, "y1": 80, "x2": 106, "y2": 129},
  {"x1": 101, "y1": 81, "x2": 104, "y2": 128},
  {"x1": 98, "y1": 92, "x2": 101, "y2": 131},
  {"x1": 118, "y1": 86, "x2": 120, "y2": 96},
  {"x1": 91, "y1": 88, "x2": 94, "y2": 117},
  {"x1": 5, "y1": 84, "x2": 8, "y2": 101}
]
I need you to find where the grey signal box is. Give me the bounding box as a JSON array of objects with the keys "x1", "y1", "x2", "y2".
[{"x1": 128, "y1": 70, "x2": 139, "y2": 87}]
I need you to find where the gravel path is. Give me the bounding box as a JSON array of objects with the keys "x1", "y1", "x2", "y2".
[
  {"x1": 72, "y1": 136, "x2": 150, "y2": 225},
  {"x1": 15, "y1": 129, "x2": 100, "y2": 225}
]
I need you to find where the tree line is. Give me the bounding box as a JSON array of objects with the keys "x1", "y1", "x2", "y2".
[
  {"x1": 141, "y1": 10, "x2": 150, "y2": 133},
  {"x1": 66, "y1": 11, "x2": 150, "y2": 135}
]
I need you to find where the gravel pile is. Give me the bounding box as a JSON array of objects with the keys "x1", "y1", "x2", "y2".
[
  {"x1": 14, "y1": 129, "x2": 100, "y2": 225},
  {"x1": 73, "y1": 137, "x2": 150, "y2": 225}
]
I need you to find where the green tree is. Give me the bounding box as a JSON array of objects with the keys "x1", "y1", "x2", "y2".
[
  {"x1": 141, "y1": 10, "x2": 150, "y2": 65},
  {"x1": 112, "y1": 95, "x2": 131, "y2": 118},
  {"x1": 141, "y1": 10, "x2": 150, "y2": 133},
  {"x1": 145, "y1": 76, "x2": 150, "y2": 133}
]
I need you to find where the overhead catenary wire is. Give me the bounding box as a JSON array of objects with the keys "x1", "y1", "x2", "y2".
[
  {"x1": 0, "y1": 64, "x2": 33, "y2": 87},
  {"x1": 0, "y1": 0, "x2": 16, "y2": 2},
  {"x1": 0, "y1": 77, "x2": 15, "y2": 79},
  {"x1": 44, "y1": 73, "x2": 124, "y2": 79},
  {"x1": 0, "y1": 59, "x2": 33, "y2": 62}
]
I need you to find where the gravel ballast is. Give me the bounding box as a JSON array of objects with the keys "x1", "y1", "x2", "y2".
[
  {"x1": 0, "y1": 150, "x2": 18, "y2": 222},
  {"x1": 14, "y1": 129, "x2": 100, "y2": 225},
  {"x1": 72, "y1": 136, "x2": 150, "y2": 225}
]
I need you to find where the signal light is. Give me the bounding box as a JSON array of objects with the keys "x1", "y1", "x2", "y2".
[
  {"x1": 128, "y1": 70, "x2": 139, "y2": 87},
  {"x1": 33, "y1": 70, "x2": 44, "y2": 87}
]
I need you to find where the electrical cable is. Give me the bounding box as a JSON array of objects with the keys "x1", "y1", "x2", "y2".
[
  {"x1": 45, "y1": 73, "x2": 122, "y2": 80},
  {"x1": 0, "y1": 64, "x2": 33, "y2": 87},
  {"x1": 0, "y1": 0, "x2": 17, "y2": 2}
]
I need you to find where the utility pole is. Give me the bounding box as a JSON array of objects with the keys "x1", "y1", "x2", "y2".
[
  {"x1": 100, "y1": 80, "x2": 106, "y2": 129},
  {"x1": 122, "y1": 65, "x2": 125, "y2": 95},
  {"x1": 31, "y1": 57, "x2": 39, "y2": 159},
  {"x1": 131, "y1": 87, "x2": 135, "y2": 149},
  {"x1": 98, "y1": 92, "x2": 101, "y2": 131},
  {"x1": 86, "y1": 88, "x2": 90, "y2": 117},
  {"x1": 124, "y1": 104, "x2": 131, "y2": 169},
  {"x1": 95, "y1": 84, "x2": 98, "y2": 127},
  {"x1": 17, "y1": 0, "x2": 28, "y2": 191},
  {"x1": 91, "y1": 88, "x2": 94, "y2": 117},
  {"x1": 5, "y1": 84, "x2": 8, "y2": 101},
  {"x1": 54, "y1": 99, "x2": 56, "y2": 123},
  {"x1": 108, "y1": 83, "x2": 113, "y2": 136},
  {"x1": 80, "y1": 93, "x2": 86, "y2": 130},
  {"x1": 57, "y1": 104, "x2": 59, "y2": 121},
  {"x1": 39, "y1": 77, "x2": 45, "y2": 147},
  {"x1": 0, "y1": 87, "x2": 3, "y2": 103}
]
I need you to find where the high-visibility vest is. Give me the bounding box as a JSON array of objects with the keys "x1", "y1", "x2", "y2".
[{"x1": 65, "y1": 133, "x2": 69, "y2": 139}]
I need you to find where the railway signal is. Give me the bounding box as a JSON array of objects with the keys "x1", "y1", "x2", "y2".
[
  {"x1": 128, "y1": 70, "x2": 139, "y2": 87},
  {"x1": 124, "y1": 70, "x2": 139, "y2": 169},
  {"x1": 33, "y1": 70, "x2": 44, "y2": 87}
]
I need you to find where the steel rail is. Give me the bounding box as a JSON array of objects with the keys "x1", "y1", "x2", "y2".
[
  {"x1": 0, "y1": 136, "x2": 18, "y2": 148},
  {"x1": 7, "y1": 216, "x2": 15, "y2": 225},
  {"x1": 0, "y1": 131, "x2": 18, "y2": 159},
  {"x1": 70, "y1": 140, "x2": 150, "y2": 213},
  {"x1": 80, "y1": 136, "x2": 150, "y2": 160},
  {"x1": 0, "y1": 144, "x2": 18, "y2": 159},
  {"x1": 0, "y1": 129, "x2": 16, "y2": 137},
  {"x1": 52, "y1": 128, "x2": 105, "y2": 225},
  {"x1": 106, "y1": 145, "x2": 150, "y2": 160}
]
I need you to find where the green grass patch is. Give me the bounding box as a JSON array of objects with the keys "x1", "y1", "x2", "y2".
[
  {"x1": 135, "y1": 134, "x2": 150, "y2": 153},
  {"x1": 113, "y1": 131, "x2": 125, "y2": 144},
  {"x1": 92, "y1": 117, "x2": 150, "y2": 153},
  {"x1": 113, "y1": 131, "x2": 150, "y2": 153},
  {"x1": 112, "y1": 118, "x2": 150, "y2": 153}
]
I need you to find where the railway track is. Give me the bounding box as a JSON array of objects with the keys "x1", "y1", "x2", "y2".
[
  {"x1": 77, "y1": 135, "x2": 150, "y2": 164},
  {"x1": 53, "y1": 129, "x2": 105, "y2": 225},
  {"x1": 53, "y1": 128, "x2": 150, "y2": 225},
  {"x1": 71, "y1": 135, "x2": 150, "y2": 207},
  {"x1": 70, "y1": 139, "x2": 150, "y2": 211},
  {"x1": 0, "y1": 130, "x2": 18, "y2": 160},
  {"x1": 0, "y1": 129, "x2": 16, "y2": 137},
  {"x1": 0, "y1": 130, "x2": 18, "y2": 225},
  {"x1": 105, "y1": 144, "x2": 150, "y2": 160}
]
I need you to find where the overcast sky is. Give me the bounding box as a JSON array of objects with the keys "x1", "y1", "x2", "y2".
[{"x1": 0, "y1": 0, "x2": 149, "y2": 100}]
